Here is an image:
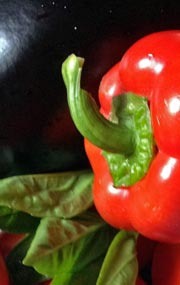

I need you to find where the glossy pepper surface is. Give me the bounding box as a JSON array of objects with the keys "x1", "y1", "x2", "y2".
[{"x1": 62, "y1": 30, "x2": 180, "y2": 243}]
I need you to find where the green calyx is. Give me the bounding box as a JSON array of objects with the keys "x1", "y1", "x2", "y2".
[
  {"x1": 62, "y1": 54, "x2": 155, "y2": 187},
  {"x1": 62, "y1": 54, "x2": 135, "y2": 155},
  {"x1": 103, "y1": 93, "x2": 155, "y2": 187}
]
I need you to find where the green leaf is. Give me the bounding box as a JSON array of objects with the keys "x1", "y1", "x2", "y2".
[
  {"x1": 0, "y1": 206, "x2": 40, "y2": 233},
  {"x1": 23, "y1": 212, "x2": 104, "y2": 268},
  {"x1": 25, "y1": 223, "x2": 117, "y2": 285},
  {"x1": 97, "y1": 230, "x2": 138, "y2": 285},
  {"x1": 51, "y1": 255, "x2": 105, "y2": 285},
  {"x1": 51, "y1": 228, "x2": 115, "y2": 285},
  {"x1": 0, "y1": 170, "x2": 93, "y2": 218}
]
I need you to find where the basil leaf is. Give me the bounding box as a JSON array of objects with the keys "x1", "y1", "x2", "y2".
[
  {"x1": 0, "y1": 206, "x2": 40, "y2": 233},
  {"x1": 97, "y1": 230, "x2": 138, "y2": 285},
  {"x1": 0, "y1": 170, "x2": 93, "y2": 218},
  {"x1": 51, "y1": 256, "x2": 104, "y2": 285},
  {"x1": 23, "y1": 212, "x2": 104, "y2": 268},
  {"x1": 51, "y1": 227, "x2": 117, "y2": 285},
  {"x1": 25, "y1": 223, "x2": 117, "y2": 285}
]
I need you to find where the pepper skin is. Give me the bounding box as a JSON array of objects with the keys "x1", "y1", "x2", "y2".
[
  {"x1": 84, "y1": 140, "x2": 132, "y2": 230},
  {"x1": 152, "y1": 242, "x2": 180, "y2": 285},
  {"x1": 0, "y1": 251, "x2": 10, "y2": 285},
  {"x1": 62, "y1": 30, "x2": 180, "y2": 243},
  {"x1": 116, "y1": 30, "x2": 180, "y2": 99},
  {"x1": 151, "y1": 62, "x2": 180, "y2": 158},
  {"x1": 136, "y1": 277, "x2": 147, "y2": 285},
  {"x1": 84, "y1": 143, "x2": 180, "y2": 243},
  {"x1": 130, "y1": 152, "x2": 180, "y2": 243}
]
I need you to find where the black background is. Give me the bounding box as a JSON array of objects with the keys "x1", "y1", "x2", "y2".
[{"x1": 0, "y1": 0, "x2": 180, "y2": 176}]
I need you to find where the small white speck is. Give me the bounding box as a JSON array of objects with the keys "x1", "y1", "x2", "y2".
[
  {"x1": 64, "y1": 5, "x2": 67, "y2": 9},
  {"x1": 74, "y1": 26, "x2": 78, "y2": 30}
]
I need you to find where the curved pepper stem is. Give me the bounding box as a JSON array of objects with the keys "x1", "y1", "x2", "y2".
[{"x1": 62, "y1": 54, "x2": 135, "y2": 155}]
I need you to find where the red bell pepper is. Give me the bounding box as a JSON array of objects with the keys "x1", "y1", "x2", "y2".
[
  {"x1": 62, "y1": 30, "x2": 180, "y2": 243},
  {"x1": 0, "y1": 231, "x2": 25, "y2": 258},
  {"x1": 152, "y1": 242, "x2": 180, "y2": 285},
  {"x1": 0, "y1": 250, "x2": 10, "y2": 285},
  {"x1": 136, "y1": 276, "x2": 147, "y2": 285}
]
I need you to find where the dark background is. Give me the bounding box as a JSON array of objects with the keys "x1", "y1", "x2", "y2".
[{"x1": 0, "y1": 0, "x2": 180, "y2": 177}]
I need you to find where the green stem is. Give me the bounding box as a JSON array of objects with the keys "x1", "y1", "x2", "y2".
[{"x1": 61, "y1": 54, "x2": 135, "y2": 154}]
